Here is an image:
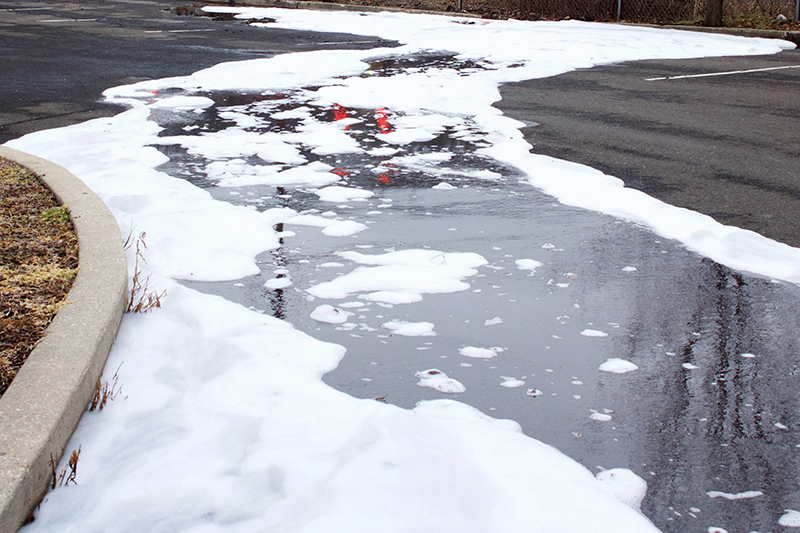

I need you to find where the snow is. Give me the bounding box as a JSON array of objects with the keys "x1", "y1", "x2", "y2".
[
  {"x1": 148, "y1": 95, "x2": 215, "y2": 109},
  {"x1": 516, "y1": 258, "x2": 543, "y2": 273},
  {"x1": 459, "y1": 346, "x2": 502, "y2": 359},
  {"x1": 500, "y1": 376, "x2": 526, "y2": 388},
  {"x1": 188, "y1": 5, "x2": 800, "y2": 286},
  {"x1": 596, "y1": 468, "x2": 648, "y2": 511},
  {"x1": 320, "y1": 219, "x2": 368, "y2": 237},
  {"x1": 9, "y1": 6, "x2": 797, "y2": 532},
  {"x1": 581, "y1": 329, "x2": 609, "y2": 337},
  {"x1": 315, "y1": 185, "x2": 374, "y2": 202},
  {"x1": 706, "y1": 490, "x2": 763, "y2": 500},
  {"x1": 598, "y1": 358, "x2": 640, "y2": 374},
  {"x1": 310, "y1": 304, "x2": 353, "y2": 324},
  {"x1": 591, "y1": 410, "x2": 613, "y2": 422},
  {"x1": 416, "y1": 369, "x2": 466, "y2": 393},
  {"x1": 307, "y1": 249, "x2": 487, "y2": 301},
  {"x1": 382, "y1": 320, "x2": 436, "y2": 336},
  {"x1": 264, "y1": 277, "x2": 292, "y2": 289},
  {"x1": 780, "y1": 510, "x2": 800, "y2": 527}
]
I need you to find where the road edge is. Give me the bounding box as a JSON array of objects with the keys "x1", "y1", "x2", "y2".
[
  {"x1": 208, "y1": 0, "x2": 481, "y2": 17},
  {"x1": 0, "y1": 146, "x2": 128, "y2": 532},
  {"x1": 623, "y1": 22, "x2": 800, "y2": 45},
  {"x1": 213, "y1": 0, "x2": 800, "y2": 43}
]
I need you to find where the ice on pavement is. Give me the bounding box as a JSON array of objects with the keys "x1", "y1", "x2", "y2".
[{"x1": 7, "y1": 6, "x2": 797, "y2": 532}]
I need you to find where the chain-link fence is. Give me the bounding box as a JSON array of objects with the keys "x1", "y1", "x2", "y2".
[{"x1": 510, "y1": 0, "x2": 798, "y2": 24}]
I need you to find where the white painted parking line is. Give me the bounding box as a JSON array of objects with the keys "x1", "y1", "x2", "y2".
[
  {"x1": 37, "y1": 18, "x2": 98, "y2": 23},
  {"x1": 0, "y1": 7, "x2": 51, "y2": 11},
  {"x1": 143, "y1": 29, "x2": 216, "y2": 33},
  {"x1": 646, "y1": 64, "x2": 800, "y2": 81},
  {"x1": 297, "y1": 40, "x2": 384, "y2": 46}
]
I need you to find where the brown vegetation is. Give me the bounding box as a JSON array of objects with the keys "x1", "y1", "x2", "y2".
[
  {"x1": 329, "y1": 0, "x2": 799, "y2": 28},
  {"x1": 0, "y1": 158, "x2": 78, "y2": 397}
]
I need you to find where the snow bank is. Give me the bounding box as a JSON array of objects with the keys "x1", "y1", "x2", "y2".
[{"x1": 11, "y1": 7, "x2": 797, "y2": 531}]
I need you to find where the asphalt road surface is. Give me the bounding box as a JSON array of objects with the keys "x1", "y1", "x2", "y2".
[
  {"x1": 0, "y1": 0, "x2": 397, "y2": 142},
  {"x1": 496, "y1": 50, "x2": 800, "y2": 247},
  {"x1": 3, "y1": 2, "x2": 797, "y2": 247}
]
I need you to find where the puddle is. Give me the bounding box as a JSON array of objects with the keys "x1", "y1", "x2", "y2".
[
  {"x1": 144, "y1": 55, "x2": 800, "y2": 533},
  {"x1": 364, "y1": 51, "x2": 493, "y2": 77}
]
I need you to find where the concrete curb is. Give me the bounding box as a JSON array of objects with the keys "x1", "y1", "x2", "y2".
[{"x1": 0, "y1": 147, "x2": 127, "y2": 532}]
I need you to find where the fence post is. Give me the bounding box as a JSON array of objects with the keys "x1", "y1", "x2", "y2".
[
  {"x1": 796, "y1": 0, "x2": 799, "y2": 22},
  {"x1": 617, "y1": 0, "x2": 622, "y2": 20}
]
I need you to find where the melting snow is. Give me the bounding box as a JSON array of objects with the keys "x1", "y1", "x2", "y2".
[
  {"x1": 459, "y1": 346, "x2": 503, "y2": 359},
  {"x1": 310, "y1": 304, "x2": 353, "y2": 324},
  {"x1": 415, "y1": 369, "x2": 466, "y2": 393},
  {"x1": 598, "y1": 358, "x2": 640, "y2": 374},
  {"x1": 9, "y1": 7, "x2": 794, "y2": 532},
  {"x1": 500, "y1": 376, "x2": 526, "y2": 388},
  {"x1": 581, "y1": 329, "x2": 609, "y2": 337},
  {"x1": 382, "y1": 320, "x2": 436, "y2": 337},
  {"x1": 706, "y1": 490, "x2": 763, "y2": 500}
]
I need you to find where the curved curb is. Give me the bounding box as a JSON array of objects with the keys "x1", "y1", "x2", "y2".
[{"x1": 0, "y1": 146, "x2": 127, "y2": 532}]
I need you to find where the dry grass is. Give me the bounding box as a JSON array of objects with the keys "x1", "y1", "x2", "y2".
[
  {"x1": 88, "y1": 364, "x2": 123, "y2": 411},
  {"x1": 49, "y1": 446, "x2": 81, "y2": 489},
  {"x1": 0, "y1": 157, "x2": 78, "y2": 397},
  {"x1": 125, "y1": 232, "x2": 166, "y2": 313}
]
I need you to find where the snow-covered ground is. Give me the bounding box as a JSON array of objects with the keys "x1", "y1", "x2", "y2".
[{"x1": 7, "y1": 9, "x2": 797, "y2": 532}]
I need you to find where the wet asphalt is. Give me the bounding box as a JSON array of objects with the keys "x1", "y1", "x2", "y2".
[
  {"x1": 3, "y1": 1, "x2": 798, "y2": 246},
  {"x1": 160, "y1": 86, "x2": 800, "y2": 533},
  {"x1": 0, "y1": 0, "x2": 397, "y2": 141},
  {"x1": 496, "y1": 50, "x2": 800, "y2": 247},
  {"x1": 4, "y1": 2, "x2": 800, "y2": 532}
]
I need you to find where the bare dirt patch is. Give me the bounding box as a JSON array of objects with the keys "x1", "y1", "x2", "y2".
[{"x1": 0, "y1": 157, "x2": 78, "y2": 397}]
